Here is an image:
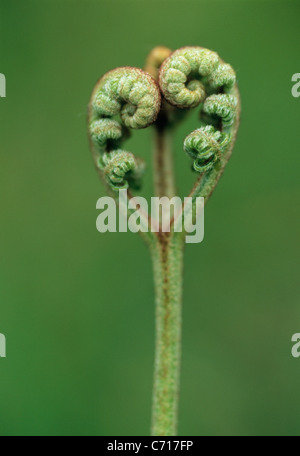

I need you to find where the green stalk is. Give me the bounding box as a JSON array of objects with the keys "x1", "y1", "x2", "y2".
[
  {"x1": 150, "y1": 123, "x2": 184, "y2": 436},
  {"x1": 150, "y1": 233, "x2": 184, "y2": 436},
  {"x1": 153, "y1": 125, "x2": 176, "y2": 199}
]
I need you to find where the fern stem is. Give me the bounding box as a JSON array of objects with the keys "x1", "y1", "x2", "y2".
[
  {"x1": 150, "y1": 233, "x2": 184, "y2": 436},
  {"x1": 153, "y1": 126, "x2": 176, "y2": 199}
]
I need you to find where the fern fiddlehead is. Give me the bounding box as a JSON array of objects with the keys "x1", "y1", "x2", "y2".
[
  {"x1": 87, "y1": 47, "x2": 240, "y2": 437},
  {"x1": 184, "y1": 125, "x2": 230, "y2": 173},
  {"x1": 159, "y1": 46, "x2": 239, "y2": 182},
  {"x1": 88, "y1": 67, "x2": 161, "y2": 192}
]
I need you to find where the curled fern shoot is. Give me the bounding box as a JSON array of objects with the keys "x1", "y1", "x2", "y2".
[{"x1": 87, "y1": 46, "x2": 241, "y2": 437}]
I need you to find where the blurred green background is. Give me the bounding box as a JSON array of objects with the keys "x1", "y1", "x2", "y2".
[{"x1": 0, "y1": 0, "x2": 300, "y2": 436}]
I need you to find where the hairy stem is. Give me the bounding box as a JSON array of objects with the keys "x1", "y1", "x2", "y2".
[
  {"x1": 153, "y1": 126, "x2": 176, "y2": 199},
  {"x1": 150, "y1": 233, "x2": 184, "y2": 436}
]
